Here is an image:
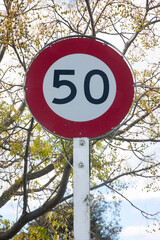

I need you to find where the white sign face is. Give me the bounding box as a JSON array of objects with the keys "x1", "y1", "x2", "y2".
[{"x1": 43, "y1": 54, "x2": 116, "y2": 122}]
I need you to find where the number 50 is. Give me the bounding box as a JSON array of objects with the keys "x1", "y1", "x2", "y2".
[{"x1": 52, "y1": 69, "x2": 109, "y2": 105}]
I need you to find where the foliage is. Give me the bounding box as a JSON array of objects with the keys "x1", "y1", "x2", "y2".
[
  {"x1": 13, "y1": 196, "x2": 121, "y2": 240},
  {"x1": 0, "y1": 216, "x2": 12, "y2": 232},
  {"x1": 0, "y1": 0, "x2": 160, "y2": 239}
]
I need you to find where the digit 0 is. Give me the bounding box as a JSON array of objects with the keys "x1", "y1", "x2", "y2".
[{"x1": 84, "y1": 70, "x2": 109, "y2": 104}]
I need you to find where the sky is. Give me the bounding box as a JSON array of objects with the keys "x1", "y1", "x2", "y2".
[
  {"x1": 121, "y1": 145, "x2": 160, "y2": 240},
  {"x1": 1, "y1": 179, "x2": 160, "y2": 239},
  {"x1": 0, "y1": 2, "x2": 160, "y2": 239},
  {"x1": 99, "y1": 140, "x2": 160, "y2": 240},
  {"x1": 119, "y1": 194, "x2": 160, "y2": 240},
  {"x1": 100, "y1": 175, "x2": 160, "y2": 240},
  {"x1": 1, "y1": 46, "x2": 160, "y2": 240},
  {"x1": 117, "y1": 187, "x2": 158, "y2": 240},
  {"x1": 98, "y1": 21, "x2": 160, "y2": 240}
]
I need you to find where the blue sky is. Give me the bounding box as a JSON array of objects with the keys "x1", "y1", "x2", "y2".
[
  {"x1": 1, "y1": 142, "x2": 160, "y2": 239},
  {"x1": 117, "y1": 166, "x2": 160, "y2": 240},
  {"x1": 102, "y1": 188, "x2": 160, "y2": 240},
  {"x1": 101, "y1": 181, "x2": 160, "y2": 240},
  {"x1": 101, "y1": 145, "x2": 160, "y2": 240},
  {"x1": 120, "y1": 198, "x2": 160, "y2": 240},
  {"x1": 1, "y1": 190, "x2": 160, "y2": 240},
  {"x1": 1, "y1": 5, "x2": 159, "y2": 238}
]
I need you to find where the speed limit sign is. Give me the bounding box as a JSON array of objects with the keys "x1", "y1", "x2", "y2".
[{"x1": 24, "y1": 36, "x2": 134, "y2": 139}]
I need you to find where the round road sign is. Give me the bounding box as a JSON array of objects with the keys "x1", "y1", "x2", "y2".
[{"x1": 24, "y1": 36, "x2": 134, "y2": 139}]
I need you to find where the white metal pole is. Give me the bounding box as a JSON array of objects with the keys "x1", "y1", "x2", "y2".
[{"x1": 73, "y1": 137, "x2": 90, "y2": 240}]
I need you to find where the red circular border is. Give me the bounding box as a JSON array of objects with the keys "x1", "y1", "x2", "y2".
[{"x1": 24, "y1": 37, "x2": 134, "y2": 139}]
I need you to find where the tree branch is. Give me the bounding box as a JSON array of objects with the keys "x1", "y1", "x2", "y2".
[
  {"x1": 0, "y1": 163, "x2": 55, "y2": 208},
  {"x1": 85, "y1": 0, "x2": 96, "y2": 36},
  {"x1": 91, "y1": 162, "x2": 160, "y2": 191},
  {"x1": 106, "y1": 184, "x2": 160, "y2": 220},
  {"x1": 0, "y1": 156, "x2": 72, "y2": 240},
  {"x1": 60, "y1": 162, "x2": 160, "y2": 205},
  {"x1": 123, "y1": 0, "x2": 150, "y2": 55},
  {"x1": 0, "y1": 45, "x2": 6, "y2": 63},
  {"x1": 114, "y1": 137, "x2": 160, "y2": 143},
  {"x1": 23, "y1": 118, "x2": 34, "y2": 215},
  {"x1": 1, "y1": 101, "x2": 26, "y2": 130},
  {"x1": 15, "y1": 174, "x2": 58, "y2": 195},
  {"x1": 117, "y1": 102, "x2": 160, "y2": 136}
]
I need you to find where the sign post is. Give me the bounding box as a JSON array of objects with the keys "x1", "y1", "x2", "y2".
[
  {"x1": 24, "y1": 36, "x2": 134, "y2": 240},
  {"x1": 73, "y1": 138, "x2": 90, "y2": 240}
]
